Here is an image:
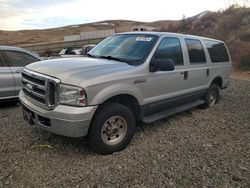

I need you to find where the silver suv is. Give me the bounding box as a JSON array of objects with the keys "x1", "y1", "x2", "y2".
[
  {"x1": 19, "y1": 32, "x2": 231, "y2": 154},
  {"x1": 0, "y1": 46, "x2": 41, "y2": 100}
]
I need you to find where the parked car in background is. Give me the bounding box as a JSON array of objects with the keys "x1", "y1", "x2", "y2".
[
  {"x1": 58, "y1": 44, "x2": 96, "y2": 58},
  {"x1": 0, "y1": 46, "x2": 42, "y2": 100},
  {"x1": 82, "y1": 44, "x2": 96, "y2": 55},
  {"x1": 58, "y1": 47, "x2": 83, "y2": 58}
]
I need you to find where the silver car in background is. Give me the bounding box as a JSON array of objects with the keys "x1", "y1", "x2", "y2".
[{"x1": 0, "y1": 46, "x2": 42, "y2": 100}]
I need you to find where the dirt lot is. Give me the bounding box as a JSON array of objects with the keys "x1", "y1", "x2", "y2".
[{"x1": 0, "y1": 78, "x2": 249, "y2": 187}]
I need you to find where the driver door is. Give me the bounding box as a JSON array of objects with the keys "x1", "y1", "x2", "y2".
[{"x1": 140, "y1": 37, "x2": 189, "y2": 115}]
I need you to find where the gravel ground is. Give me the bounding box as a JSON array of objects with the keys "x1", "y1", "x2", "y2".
[{"x1": 0, "y1": 78, "x2": 250, "y2": 188}]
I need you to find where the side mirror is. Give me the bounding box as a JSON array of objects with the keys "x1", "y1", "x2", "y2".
[{"x1": 150, "y1": 58, "x2": 175, "y2": 72}]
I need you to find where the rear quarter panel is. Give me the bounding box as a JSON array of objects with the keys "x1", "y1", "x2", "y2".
[
  {"x1": 202, "y1": 39, "x2": 232, "y2": 88},
  {"x1": 210, "y1": 62, "x2": 232, "y2": 88}
]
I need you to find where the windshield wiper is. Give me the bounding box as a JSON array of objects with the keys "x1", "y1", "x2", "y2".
[
  {"x1": 100, "y1": 55, "x2": 127, "y2": 63},
  {"x1": 86, "y1": 53, "x2": 96, "y2": 58}
]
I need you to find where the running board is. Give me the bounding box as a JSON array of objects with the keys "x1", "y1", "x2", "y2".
[{"x1": 142, "y1": 99, "x2": 205, "y2": 123}]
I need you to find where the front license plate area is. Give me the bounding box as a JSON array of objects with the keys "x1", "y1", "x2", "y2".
[{"x1": 22, "y1": 106, "x2": 35, "y2": 125}]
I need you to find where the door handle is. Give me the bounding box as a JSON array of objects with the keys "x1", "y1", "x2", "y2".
[
  {"x1": 206, "y1": 68, "x2": 210, "y2": 76},
  {"x1": 15, "y1": 70, "x2": 21, "y2": 73},
  {"x1": 180, "y1": 71, "x2": 188, "y2": 80}
]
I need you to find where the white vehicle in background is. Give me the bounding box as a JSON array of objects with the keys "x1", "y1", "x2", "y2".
[
  {"x1": 58, "y1": 47, "x2": 83, "y2": 58},
  {"x1": 82, "y1": 44, "x2": 96, "y2": 55},
  {"x1": 58, "y1": 44, "x2": 96, "y2": 58}
]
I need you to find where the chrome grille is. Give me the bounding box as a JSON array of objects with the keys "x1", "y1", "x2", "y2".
[{"x1": 21, "y1": 68, "x2": 60, "y2": 109}]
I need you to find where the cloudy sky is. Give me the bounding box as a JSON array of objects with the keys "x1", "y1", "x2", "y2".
[{"x1": 0, "y1": 0, "x2": 249, "y2": 30}]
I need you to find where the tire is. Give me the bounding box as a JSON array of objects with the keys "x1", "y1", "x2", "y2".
[
  {"x1": 201, "y1": 84, "x2": 220, "y2": 108},
  {"x1": 87, "y1": 102, "x2": 136, "y2": 155}
]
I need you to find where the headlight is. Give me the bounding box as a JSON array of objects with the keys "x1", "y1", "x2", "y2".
[{"x1": 59, "y1": 84, "x2": 87, "y2": 106}]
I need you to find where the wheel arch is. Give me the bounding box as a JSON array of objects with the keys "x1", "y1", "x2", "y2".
[
  {"x1": 210, "y1": 76, "x2": 223, "y2": 89},
  {"x1": 95, "y1": 94, "x2": 141, "y2": 121}
]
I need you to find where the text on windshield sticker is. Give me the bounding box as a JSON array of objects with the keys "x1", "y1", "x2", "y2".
[{"x1": 136, "y1": 37, "x2": 153, "y2": 42}]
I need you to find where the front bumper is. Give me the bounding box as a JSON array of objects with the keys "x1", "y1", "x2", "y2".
[{"x1": 19, "y1": 90, "x2": 97, "y2": 137}]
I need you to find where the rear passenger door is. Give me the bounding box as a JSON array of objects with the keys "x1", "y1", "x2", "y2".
[
  {"x1": 0, "y1": 51, "x2": 15, "y2": 99},
  {"x1": 184, "y1": 38, "x2": 210, "y2": 92},
  {"x1": 2, "y1": 50, "x2": 40, "y2": 96}
]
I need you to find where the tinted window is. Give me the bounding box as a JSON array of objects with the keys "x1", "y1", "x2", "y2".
[
  {"x1": 0, "y1": 52, "x2": 7, "y2": 67},
  {"x1": 185, "y1": 39, "x2": 206, "y2": 64},
  {"x1": 204, "y1": 40, "x2": 229, "y2": 62},
  {"x1": 154, "y1": 37, "x2": 183, "y2": 65},
  {"x1": 4, "y1": 50, "x2": 39, "y2": 67}
]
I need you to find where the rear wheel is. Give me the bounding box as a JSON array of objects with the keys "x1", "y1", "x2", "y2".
[
  {"x1": 87, "y1": 102, "x2": 135, "y2": 155},
  {"x1": 202, "y1": 84, "x2": 220, "y2": 108}
]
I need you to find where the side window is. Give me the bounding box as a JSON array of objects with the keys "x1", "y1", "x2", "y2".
[
  {"x1": 204, "y1": 40, "x2": 229, "y2": 63},
  {"x1": 185, "y1": 39, "x2": 206, "y2": 64},
  {"x1": 4, "y1": 50, "x2": 39, "y2": 67},
  {"x1": 0, "y1": 52, "x2": 7, "y2": 67},
  {"x1": 154, "y1": 37, "x2": 184, "y2": 65}
]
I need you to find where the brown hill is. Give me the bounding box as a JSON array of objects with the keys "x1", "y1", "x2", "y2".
[
  {"x1": 0, "y1": 6, "x2": 249, "y2": 70},
  {"x1": 0, "y1": 20, "x2": 177, "y2": 46}
]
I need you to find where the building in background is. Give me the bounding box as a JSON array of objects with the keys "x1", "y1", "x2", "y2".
[{"x1": 64, "y1": 29, "x2": 115, "y2": 42}]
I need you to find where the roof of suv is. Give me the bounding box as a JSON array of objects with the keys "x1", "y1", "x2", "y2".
[{"x1": 120, "y1": 31, "x2": 223, "y2": 43}]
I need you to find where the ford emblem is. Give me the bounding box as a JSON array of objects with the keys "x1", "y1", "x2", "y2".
[{"x1": 26, "y1": 83, "x2": 33, "y2": 91}]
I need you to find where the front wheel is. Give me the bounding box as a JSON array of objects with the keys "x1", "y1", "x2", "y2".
[
  {"x1": 87, "y1": 102, "x2": 135, "y2": 155},
  {"x1": 202, "y1": 84, "x2": 220, "y2": 108}
]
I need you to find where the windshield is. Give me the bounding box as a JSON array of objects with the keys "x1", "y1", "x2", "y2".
[{"x1": 88, "y1": 34, "x2": 158, "y2": 65}]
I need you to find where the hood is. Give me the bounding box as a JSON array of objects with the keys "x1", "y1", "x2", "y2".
[{"x1": 26, "y1": 57, "x2": 133, "y2": 85}]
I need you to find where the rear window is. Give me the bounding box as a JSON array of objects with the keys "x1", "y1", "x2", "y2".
[
  {"x1": 185, "y1": 39, "x2": 206, "y2": 64},
  {"x1": 204, "y1": 40, "x2": 229, "y2": 63}
]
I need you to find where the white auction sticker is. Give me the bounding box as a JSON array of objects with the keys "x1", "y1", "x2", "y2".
[{"x1": 136, "y1": 37, "x2": 152, "y2": 42}]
